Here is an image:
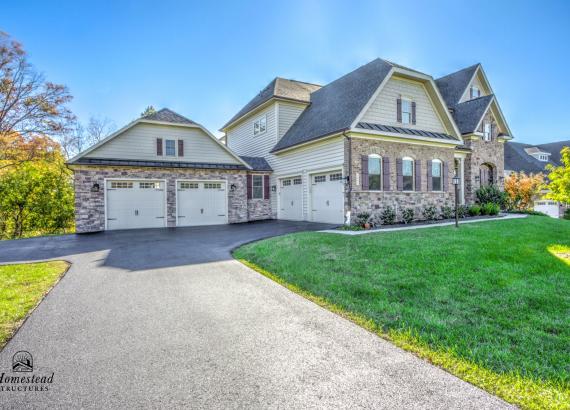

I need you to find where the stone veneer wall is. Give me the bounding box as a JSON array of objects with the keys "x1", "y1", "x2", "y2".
[
  {"x1": 247, "y1": 198, "x2": 272, "y2": 221},
  {"x1": 463, "y1": 136, "x2": 505, "y2": 203},
  {"x1": 72, "y1": 165, "x2": 271, "y2": 233},
  {"x1": 348, "y1": 138, "x2": 456, "y2": 222}
]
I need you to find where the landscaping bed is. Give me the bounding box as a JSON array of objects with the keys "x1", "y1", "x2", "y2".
[{"x1": 234, "y1": 216, "x2": 570, "y2": 409}]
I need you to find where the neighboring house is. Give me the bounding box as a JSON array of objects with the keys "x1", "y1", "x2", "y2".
[
  {"x1": 68, "y1": 109, "x2": 272, "y2": 232},
  {"x1": 222, "y1": 58, "x2": 512, "y2": 225},
  {"x1": 69, "y1": 58, "x2": 514, "y2": 232},
  {"x1": 505, "y1": 140, "x2": 570, "y2": 217}
]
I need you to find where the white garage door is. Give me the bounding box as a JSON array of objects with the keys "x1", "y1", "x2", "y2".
[
  {"x1": 279, "y1": 176, "x2": 303, "y2": 221},
  {"x1": 534, "y1": 201, "x2": 560, "y2": 218},
  {"x1": 310, "y1": 171, "x2": 344, "y2": 224},
  {"x1": 177, "y1": 181, "x2": 227, "y2": 227},
  {"x1": 106, "y1": 180, "x2": 166, "y2": 230}
]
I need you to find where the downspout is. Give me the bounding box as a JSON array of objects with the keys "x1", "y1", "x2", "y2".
[{"x1": 343, "y1": 131, "x2": 352, "y2": 225}]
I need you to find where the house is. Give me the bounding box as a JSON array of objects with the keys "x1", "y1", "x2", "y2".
[
  {"x1": 505, "y1": 140, "x2": 570, "y2": 217},
  {"x1": 69, "y1": 58, "x2": 513, "y2": 232}
]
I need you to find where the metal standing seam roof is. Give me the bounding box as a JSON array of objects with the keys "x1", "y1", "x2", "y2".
[
  {"x1": 356, "y1": 122, "x2": 458, "y2": 141},
  {"x1": 71, "y1": 157, "x2": 248, "y2": 170}
]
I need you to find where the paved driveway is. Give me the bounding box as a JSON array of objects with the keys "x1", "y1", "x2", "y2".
[{"x1": 0, "y1": 221, "x2": 511, "y2": 409}]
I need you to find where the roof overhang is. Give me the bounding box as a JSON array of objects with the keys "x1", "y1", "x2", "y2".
[{"x1": 349, "y1": 130, "x2": 460, "y2": 148}]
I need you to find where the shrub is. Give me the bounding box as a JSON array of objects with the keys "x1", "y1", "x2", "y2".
[
  {"x1": 401, "y1": 208, "x2": 414, "y2": 224},
  {"x1": 458, "y1": 205, "x2": 469, "y2": 218},
  {"x1": 422, "y1": 205, "x2": 438, "y2": 221},
  {"x1": 355, "y1": 212, "x2": 370, "y2": 227},
  {"x1": 475, "y1": 184, "x2": 508, "y2": 208},
  {"x1": 564, "y1": 208, "x2": 570, "y2": 220},
  {"x1": 469, "y1": 204, "x2": 482, "y2": 216},
  {"x1": 506, "y1": 209, "x2": 548, "y2": 217},
  {"x1": 441, "y1": 206, "x2": 454, "y2": 219},
  {"x1": 380, "y1": 206, "x2": 396, "y2": 225},
  {"x1": 482, "y1": 202, "x2": 500, "y2": 216}
]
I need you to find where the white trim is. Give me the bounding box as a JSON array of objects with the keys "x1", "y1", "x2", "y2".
[
  {"x1": 351, "y1": 129, "x2": 459, "y2": 146},
  {"x1": 272, "y1": 133, "x2": 344, "y2": 154},
  {"x1": 251, "y1": 174, "x2": 264, "y2": 200},
  {"x1": 253, "y1": 114, "x2": 267, "y2": 137},
  {"x1": 277, "y1": 174, "x2": 303, "y2": 221},
  {"x1": 103, "y1": 177, "x2": 168, "y2": 231},
  {"x1": 350, "y1": 67, "x2": 395, "y2": 128},
  {"x1": 430, "y1": 158, "x2": 443, "y2": 192},
  {"x1": 308, "y1": 167, "x2": 344, "y2": 223},
  {"x1": 174, "y1": 178, "x2": 229, "y2": 226}
]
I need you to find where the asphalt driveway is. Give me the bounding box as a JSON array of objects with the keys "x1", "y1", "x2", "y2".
[{"x1": 0, "y1": 221, "x2": 512, "y2": 409}]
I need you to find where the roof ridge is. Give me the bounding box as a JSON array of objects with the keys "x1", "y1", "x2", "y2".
[
  {"x1": 275, "y1": 77, "x2": 322, "y2": 87},
  {"x1": 436, "y1": 63, "x2": 480, "y2": 81}
]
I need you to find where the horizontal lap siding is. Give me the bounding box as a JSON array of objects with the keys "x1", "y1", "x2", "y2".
[
  {"x1": 361, "y1": 77, "x2": 446, "y2": 133},
  {"x1": 278, "y1": 102, "x2": 306, "y2": 139},
  {"x1": 226, "y1": 104, "x2": 277, "y2": 157},
  {"x1": 85, "y1": 123, "x2": 240, "y2": 164}
]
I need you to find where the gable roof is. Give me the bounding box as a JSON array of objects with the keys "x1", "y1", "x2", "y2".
[
  {"x1": 221, "y1": 78, "x2": 321, "y2": 130},
  {"x1": 239, "y1": 156, "x2": 272, "y2": 171},
  {"x1": 271, "y1": 58, "x2": 394, "y2": 152},
  {"x1": 451, "y1": 95, "x2": 494, "y2": 134},
  {"x1": 435, "y1": 64, "x2": 479, "y2": 107},
  {"x1": 142, "y1": 108, "x2": 196, "y2": 124}
]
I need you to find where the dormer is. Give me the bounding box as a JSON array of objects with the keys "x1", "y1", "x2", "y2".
[
  {"x1": 524, "y1": 147, "x2": 551, "y2": 162},
  {"x1": 461, "y1": 67, "x2": 492, "y2": 103}
]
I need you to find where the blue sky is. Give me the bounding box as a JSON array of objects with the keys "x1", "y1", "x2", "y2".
[{"x1": 3, "y1": 0, "x2": 569, "y2": 143}]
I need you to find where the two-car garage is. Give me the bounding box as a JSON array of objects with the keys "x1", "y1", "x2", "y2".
[{"x1": 105, "y1": 179, "x2": 227, "y2": 230}]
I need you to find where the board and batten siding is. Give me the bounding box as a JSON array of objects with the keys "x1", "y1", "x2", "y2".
[
  {"x1": 84, "y1": 123, "x2": 240, "y2": 164},
  {"x1": 226, "y1": 104, "x2": 277, "y2": 157},
  {"x1": 361, "y1": 77, "x2": 447, "y2": 134}
]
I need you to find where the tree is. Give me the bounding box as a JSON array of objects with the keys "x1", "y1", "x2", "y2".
[
  {"x1": 141, "y1": 105, "x2": 156, "y2": 117},
  {"x1": 504, "y1": 171, "x2": 545, "y2": 210},
  {"x1": 0, "y1": 32, "x2": 75, "y2": 167},
  {"x1": 546, "y1": 147, "x2": 570, "y2": 204},
  {"x1": 59, "y1": 116, "x2": 115, "y2": 158}
]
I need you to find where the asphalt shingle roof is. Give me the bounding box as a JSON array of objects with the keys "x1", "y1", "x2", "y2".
[
  {"x1": 356, "y1": 122, "x2": 458, "y2": 141},
  {"x1": 239, "y1": 156, "x2": 272, "y2": 171},
  {"x1": 221, "y1": 78, "x2": 321, "y2": 130},
  {"x1": 143, "y1": 108, "x2": 196, "y2": 125},
  {"x1": 435, "y1": 64, "x2": 479, "y2": 108},
  {"x1": 536, "y1": 140, "x2": 570, "y2": 164},
  {"x1": 504, "y1": 141, "x2": 561, "y2": 174},
  {"x1": 272, "y1": 58, "x2": 393, "y2": 152},
  {"x1": 451, "y1": 95, "x2": 494, "y2": 134}
]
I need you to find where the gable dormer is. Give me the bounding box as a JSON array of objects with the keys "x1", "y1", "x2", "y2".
[{"x1": 459, "y1": 65, "x2": 492, "y2": 103}]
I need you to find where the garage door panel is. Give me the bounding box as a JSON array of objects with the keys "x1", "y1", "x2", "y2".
[
  {"x1": 279, "y1": 177, "x2": 303, "y2": 221},
  {"x1": 177, "y1": 181, "x2": 227, "y2": 227},
  {"x1": 310, "y1": 171, "x2": 344, "y2": 224},
  {"x1": 106, "y1": 180, "x2": 165, "y2": 230}
]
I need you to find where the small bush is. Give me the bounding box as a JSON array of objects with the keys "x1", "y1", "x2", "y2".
[
  {"x1": 469, "y1": 204, "x2": 482, "y2": 216},
  {"x1": 401, "y1": 208, "x2": 414, "y2": 224},
  {"x1": 506, "y1": 209, "x2": 548, "y2": 217},
  {"x1": 441, "y1": 206, "x2": 454, "y2": 219},
  {"x1": 380, "y1": 206, "x2": 396, "y2": 225},
  {"x1": 422, "y1": 205, "x2": 438, "y2": 221},
  {"x1": 339, "y1": 225, "x2": 364, "y2": 231},
  {"x1": 482, "y1": 202, "x2": 500, "y2": 216},
  {"x1": 564, "y1": 208, "x2": 570, "y2": 220},
  {"x1": 458, "y1": 205, "x2": 469, "y2": 218},
  {"x1": 475, "y1": 184, "x2": 507, "y2": 208},
  {"x1": 355, "y1": 212, "x2": 370, "y2": 227}
]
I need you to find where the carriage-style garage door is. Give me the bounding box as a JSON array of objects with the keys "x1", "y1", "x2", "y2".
[
  {"x1": 106, "y1": 180, "x2": 166, "y2": 230},
  {"x1": 310, "y1": 171, "x2": 344, "y2": 224},
  {"x1": 177, "y1": 181, "x2": 227, "y2": 227},
  {"x1": 279, "y1": 176, "x2": 303, "y2": 221}
]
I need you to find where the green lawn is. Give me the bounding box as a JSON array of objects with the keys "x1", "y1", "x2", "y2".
[
  {"x1": 234, "y1": 216, "x2": 570, "y2": 409},
  {"x1": 0, "y1": 261, "x2": 69, "y2": 347}
]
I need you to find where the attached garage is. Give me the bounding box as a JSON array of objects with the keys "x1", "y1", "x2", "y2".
[
  {"x1": 106, "y1": 180, "x2": 166, "y2": 230},
  {"x1": 310, "y1": 171, "x2": 344, "y2": 224},
  {"x1": 279, "y1": 176, "x2": 303, "y2": 221},
  {"x1": 176, "y1": 180, "x2": 228, "y2": 226}
]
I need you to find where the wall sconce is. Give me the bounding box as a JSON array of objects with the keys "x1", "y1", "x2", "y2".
[
  {"x1": 474, "y1": 175, "x2": 480, "y2": 182},
  {"x1": 499, "y1": 176, "x2": 504, "y2": 182},
  {"x1": 271, "y1": 185, "x2": 277, "y2": 192},
  {"x1": 91, "y1": 183, "x2": 100, "y2": 192},
  {"x1": 344, "y1": 175, "x2": 350, "y2": 183},
  {"x1": 230, "y1": 184, "x2": 237, "y2": 192}
]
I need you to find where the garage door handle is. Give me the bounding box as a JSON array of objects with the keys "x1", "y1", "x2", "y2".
[
  {"x1": 178, "y1": 215, "x2": 186, "y2": 218},
  {"x1": 107, "y1": 218, "x2": 117, "y2": 221},
  {"x1": 156, "y1": 216, "x2": 164, "y2": 219},
  {"x1": 217, "y1": 214, "x2": 226, "y2": 216}
]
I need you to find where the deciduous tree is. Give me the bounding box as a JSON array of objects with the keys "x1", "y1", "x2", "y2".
[
  {"x1": 504, "y1": 172, "x2": 545, "y2": 210},
  {"x1": 546, "y1": 147, "x2": 570, "y2": 204}
]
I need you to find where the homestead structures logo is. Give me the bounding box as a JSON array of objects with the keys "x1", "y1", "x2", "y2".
[{"x1": 1, "y1": 351, "x2": 54, "y2": 392}]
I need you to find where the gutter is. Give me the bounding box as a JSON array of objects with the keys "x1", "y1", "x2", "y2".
[{"x1": 343, "y1": 131, "x2": 352, "y2": 225}]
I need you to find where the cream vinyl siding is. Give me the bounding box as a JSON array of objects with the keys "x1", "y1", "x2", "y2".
[
  {"x1": 460, "y1": 72, "x2": 490, "y2": 103},
  {"x1": 226, "y1": 104, "x2": 277, "y2": 157},
  {"x1": 85, "y1": 123, "x2": 240, "y2": 164},
  {"x1": 278, "y1": 102, "x2": 306, "y2": 139},
  {"x1": 270, "y1": 137, "x2": 344, "y2": 220},
  {"x1": 361, "y1": 77, "x2": 447, "y2": 133}
]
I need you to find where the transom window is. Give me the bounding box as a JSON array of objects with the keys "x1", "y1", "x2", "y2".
[
  {"x1": 252, "y1": 175, "x2": 263, "y2": 198},
  {"x1": 471, "y1": 86, "x2": 481, "y2": 99},
  {"x1": 431, "y1": 160, "x2": 442, "y2": 191},
  {"x1": 254, "y1": 115, "x2": 267, "y2": 136},
  {"x1": 368, "y1": 155, "x2": 382, "y2": 191},
  {"x1": 483, "y1": 122, "x2": 492, "y2": 141},
  {"x1": 402, "y1": 157, "x2": 414, "y2": 191},
  {"x1": 204, "y1": 183, "x2": 222, "y2": 189},
  {"x1": 314, "y1": 175, "x2": 326, "y2": 183},
  {"x1": 165, "y1": 139, "x2": 176, "y2": 156},
  {"x1": 401, "y1": 99, "x2": 412, "y2": 124},
  {"x1": 180, "y1": 182, "x2": 199, "y2": 189},
  {"x1": 282, "y1": 179, "x2": 292, "y2": 187},
  {"x1": 293, "y1": 178, "x2": 302, "y2": 185},
  {"x1": 329, "y1": 173, "x2": 343, "y2": 181},
  {"x1": 139, "y1": 182, "x2": 159, "y2": 189},
  {"x1": 110, "y1": 181, "x2": 133, "y2": 189}
]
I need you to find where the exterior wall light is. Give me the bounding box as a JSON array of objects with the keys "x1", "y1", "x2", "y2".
[
  {"x1": 271, "y1": 185, "x2": 277, "y2": 192},
  {"x1": 91, "y1": 183, "x2": 100, "y2": 192},
  {"x1": 230, "y1": 184, "x2": 237, "y2": 192}
]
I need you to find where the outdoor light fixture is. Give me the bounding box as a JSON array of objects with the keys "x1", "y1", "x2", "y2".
[
  {"x1": 474, "y1": 175, "x2": 480, "y2": 182},
  {"x1": 91, "y1": 183, "x2": 100, "y2": 192},
  {"x1": 271, "y1": 185, "x2": 277, "y2": 192},
  {"x1": 230, "y1": 184, "x2": 237, "y2": 192},
  {"x1": 452, "y1": 176, "x2": 460, "y2": 186},
  {"x1": 452, "y1": 176, "x2": 460, "y2": 228}
]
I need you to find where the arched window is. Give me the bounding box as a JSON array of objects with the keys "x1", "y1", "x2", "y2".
[
  {"x1": 402, "y1": 157, "x2": 414, "y2": 191},
  {"x1": 431, "y1": 159, "x2": 442, "y2": 191},
  {"x1": 368, "y1": 154, "x2": 382, "y2": 191}
]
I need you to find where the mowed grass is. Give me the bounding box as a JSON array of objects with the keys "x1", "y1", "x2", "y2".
[
  {"x1": 234, "y1": 216, "x2": 570, "y2": 409},
  {"x1": 0, "y1": 261, "x2": 69, "y2": 347}
]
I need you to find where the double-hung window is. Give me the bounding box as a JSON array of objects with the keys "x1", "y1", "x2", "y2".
[
  {"x1": 483, "y1": 122, "x2": 492, "y2": 141},
  {"x1": 254, "y1": 115, "x2": 267, "y2": 136},
  {"x1": 165, "y1": 139, "x2": 176, "y2": 156},
  {"x1": 431, "y1": 159, "x2": 442, "y2": 191},
  {"x1": 471, "y1": 86, "x2": 480, "y2": 99},
  {"x1": 252, "y1": 175, "x2": 263, "y2": 199},
  {"x1": 368, "y1": 155, "x2": 382, "y2": 190},
  {"x1": 402, "y1": 157, "x2": 414, "y2": 191},
  {"x1": 401, "y1": 99, "x2": 412, "y2": 124}
]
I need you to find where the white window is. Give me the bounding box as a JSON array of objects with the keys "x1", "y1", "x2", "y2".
[
  {"x1": 471, "y1": 86, "x2": 480, "y2": 99},
  {"x1": 329, "y1": 173, "x2": 343, "y2": 181},
  {"x1": 204, "y1": 183, "x2": 222, "y2": 189},
  {"x1": 431, "y1": 159, "x2": 442, "y2": 191},
  {"x1": 368, "y1": 154, "x2": 382, "y2": 191},
  {"x1": 293, "y1": 178, "x2": 302, "y2": 185},
  {"x1": 254, "y1": 115, "x2": 267, "y2": 136},
  {"x1": 401, "y1": 99, "x2": 412, "y2": 124},
  {"x1": 110, "y1": 181, "x2": 133, "y2": 189},
  {"x1": 483, "y1": 123, "x2": 492, "y2": 141},
  {"x1": 314, "y1": 175, "x2": 326, "y2": 183},
  {"x1": 252, "y1": 175, "x2": 263, "y2": 198},
  {"x1": 180, "y1": 182, "x2": 199, "y2": 189},
  {"x1": 165, "y1": 139, "x2": 176, "y2": 156},
  {"x1": 282, "y1": 179, "x2": 292, "y2": 187},
  {"x1": 402, "y1": 157, "x2": 414, "y2": 191},
  {"x1": 538, "y1": 154, "x2": 549, "y2": 161},
  {"x1": 139, "y1": 182, "x2": 159, "y2": 189}
]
